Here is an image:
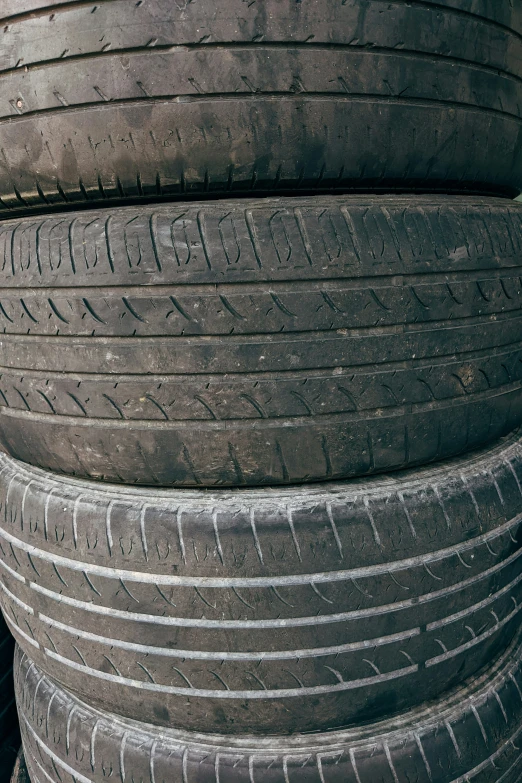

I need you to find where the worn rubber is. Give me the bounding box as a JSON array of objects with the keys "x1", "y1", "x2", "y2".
[
  {"x1": 1, "y1": 431, "x2": 522, "y2": 734},
  {"x1": 0, "y1": 1, "x2": 520, "y2": 210},
  {"x1": 1, "y1": 195, "x2": 522, "y2": 486},
  {"x1": 16, "y1": 629, "x2": 522, "y2": 783}
]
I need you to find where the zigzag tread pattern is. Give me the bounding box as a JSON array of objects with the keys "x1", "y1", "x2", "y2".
[
  {"x1": 0, "y1": 344, "x2": 521, "y2": 421},
  {"x1": 0, "y1": 273, "x2": 522, "y2": 337}
]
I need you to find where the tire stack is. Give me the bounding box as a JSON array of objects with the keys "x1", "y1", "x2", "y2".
[{"x1": 0, "y1": 2, "x2": 522, "y2": 782}]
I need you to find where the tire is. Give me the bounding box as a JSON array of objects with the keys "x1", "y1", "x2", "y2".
[
  {"x1": 1, "y1": 431, "x2": 522, "y2": 734},
  {"x1": 1, "y1": 195, "x2": 522, "y2": 486},
  {"x1": 0, "y1": 1, "x2": 521, "y2": 211},
  {"x1": 16, "y1": 630, "x2": 522, "y2": 783}
]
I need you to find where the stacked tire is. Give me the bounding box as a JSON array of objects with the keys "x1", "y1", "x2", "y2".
[{"x1": 0, "y1": 2, "x2": 522, "y2": 782}]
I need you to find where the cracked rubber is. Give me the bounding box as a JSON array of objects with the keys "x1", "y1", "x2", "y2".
[
  {"x1": 1, "y1": 430, "x2": 522, "y2": 734},
  {"x1": 15, "y1": 628, "x2": 522, "y2": 783},
  {"x1": 1, "y1": 195, "x2": 522, "y2": 485},
  {"x1": 0, "y1": 0, "x2": 521, "y2": 211}
]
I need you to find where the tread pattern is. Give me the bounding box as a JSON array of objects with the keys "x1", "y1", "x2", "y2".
[
  {"x1": 0, "y1": 197, "x2": 522, "y2": 485},
  {"x1": 2, "y1": 0, "x2": 521, "y2": 75},
  {"x1": 0, "y1": 195, "x2": 521, "y2": 286},
  {"x1": 1, "y1": 49, "x2": 521, "y2": 121},
  {"x1": 16, "y1": 631, "x2": 522, "y2": 783},
  {"x1": 0, "y1": 341, "x2": 521, "y2": 420},
  {"x1": 1, "y1": 432, "x2": 522, "y2": 733},
  {"x1": 0, "y1": 1, "x2": 520, "y2": 208}
]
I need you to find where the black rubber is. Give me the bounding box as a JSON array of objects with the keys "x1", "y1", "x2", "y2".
[
  {"x1": 0, "y1": 0, "x2": 521, "y2": 211},
  {"x1": 16, "y1": 629, "x2": 522, "y2": 783},
  {"x1": 1, "y1": 431, "x2": 522, "y2": 734},
  {"x1": 1, "y1": 195, "x2": 522, "y2": 486}
]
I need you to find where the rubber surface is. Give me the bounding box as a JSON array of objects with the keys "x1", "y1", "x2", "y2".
[
  {"x1": 0, "y1": 0, "x2": 521, "y2": 210},
  {"x1": 1, "y1": 195, "x2": 522, "y2": 486},
  {"x1": 16, "y1": 629, "x2": 522, "y2": 783},
  {"x1": 2, "y1": 431, "x2": 522, "y2": 734}
]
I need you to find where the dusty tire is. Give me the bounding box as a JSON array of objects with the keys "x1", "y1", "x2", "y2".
[
  {"x1": 1, "y1": 195, "x2": 522, "y2": 486},
  {"x1": 1, "y1": 431, "x2": 522, "y2": 734},
  {"x1": 16, "y1": 630, "x2": 522, "y2": 783},
  {"x1": 0, "y1": 1, "x2": 521, "y2": 211}
]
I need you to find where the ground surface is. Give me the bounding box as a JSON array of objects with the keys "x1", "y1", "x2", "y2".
[{"x1": 9, "y1": 747, "x2": 28, "y2": 783}]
